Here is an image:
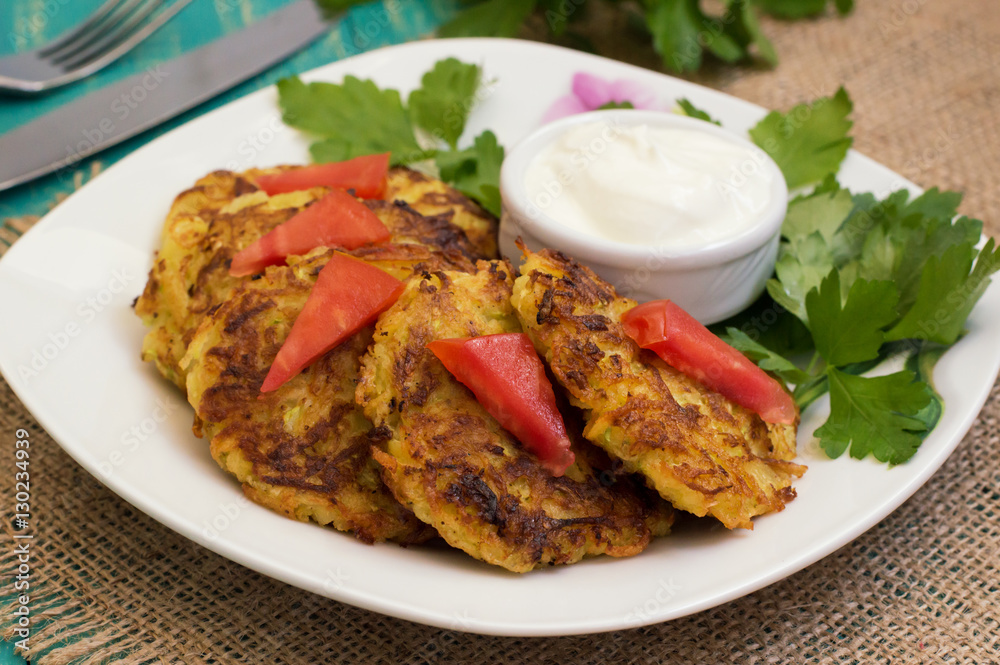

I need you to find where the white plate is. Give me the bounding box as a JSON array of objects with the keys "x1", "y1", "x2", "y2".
[{"x1": 1, "y1": 38, "x2": 997, "y2": 637}]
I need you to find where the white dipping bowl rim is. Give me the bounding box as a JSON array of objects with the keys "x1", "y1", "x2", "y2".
[{"x1": 499, "y1": 109, "x2": 789, "y2": 271}]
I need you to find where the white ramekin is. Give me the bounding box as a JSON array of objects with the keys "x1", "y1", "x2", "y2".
[{"x1": 498, "y1": 110, "x2": 788, "y2": 324}]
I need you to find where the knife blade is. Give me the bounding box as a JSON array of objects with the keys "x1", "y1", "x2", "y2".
[{"x1": 0, "y1": 0, "x2": 340, "y2": 193}]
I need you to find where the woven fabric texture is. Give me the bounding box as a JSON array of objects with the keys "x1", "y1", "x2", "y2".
[{"x1": 2, "y1": 0, "x2": 999, "y2": 663}]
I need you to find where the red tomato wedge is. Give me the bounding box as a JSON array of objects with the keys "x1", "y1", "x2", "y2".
[
  {"x1": 260, "y1": 255, "x2": 403, "y2": 393},
  {"x1": 622, "y1": 300, "x2": 797, "y2": 425},
  {"x1": 230, "y1": 188, "x2": 390, "y2": 277},
  {"x1": 427, "y1": 333, "x2": 576, "y2": 476},
  {"x1": 255, "y1": 153, "x2": 390, "y2": 199}
]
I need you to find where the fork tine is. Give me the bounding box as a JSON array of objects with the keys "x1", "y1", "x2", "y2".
[
  {"x1": 49, "y1": 0, "x2": 150, "y2": 63},
  {"x1": 0, "y1": 0, "x2": 193, "y2": 94},
  {"x1": 37, "y1": 0, "x2": 128, "y2": 57},
  {"x1": 58, "y1": 0, "x2": 163, "y2": 70}
]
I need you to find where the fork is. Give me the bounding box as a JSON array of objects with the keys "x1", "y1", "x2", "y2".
[{"x1": 0, "y1": 0, "x2": 195, "y2": 95}]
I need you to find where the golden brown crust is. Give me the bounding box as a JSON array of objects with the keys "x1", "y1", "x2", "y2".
[
  {"x1": 180, "y1": 248, "x2": 450, "y2": 544},
  {"x1": 363, "y1": 199, "x2": 481, "y2": 263},
  {"x1": 385, "y1": 167, "x2": 499, "y2": 259},
  {"x1": 135, "y1": 167, "x2": 484, "y2": 392},
  {"x1": 511, "y1": 248, "x2": 804, "y2": 530},
  {"x1": 134, "y1": 171, "x2": 318, "y2": 389},
  {"x1": 356, "y1": 264, "x2": 673, "y2": 572}
]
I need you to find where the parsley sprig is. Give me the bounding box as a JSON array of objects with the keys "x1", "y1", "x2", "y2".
[
  {"x1": 322, "y1": 0, "x2": 852, "y2": 75},
  {"x1": 276, "y1": 58, "x2": 504, "y2": 216},
  {"x1": 717, "y1": 89, "x2": 1000, "y2": 464}
]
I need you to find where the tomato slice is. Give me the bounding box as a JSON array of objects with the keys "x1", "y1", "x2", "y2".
[
  {"x1": 230, "y1": 188, "x2": 390, "y2": 277},
  {"x1": 255, "y1": 153, "x2": 390, "y2": 199},
  {"x1": 427, "y1": 333, "x2": 576, "y2": 476},
  {"x1": 622, "y1": 300, "x2": 797, "y2": 425},
  {"x1": 260, "y1": 254, "x2": 404, "y2": 393}
]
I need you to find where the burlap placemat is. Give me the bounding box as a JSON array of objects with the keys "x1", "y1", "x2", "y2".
[{"x1": 2, "y1": 1, "x2": 998, "y2": 662}]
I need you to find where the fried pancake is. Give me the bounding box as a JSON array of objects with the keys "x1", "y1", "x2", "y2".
[
  {"x1": 135, "y1": 169, "x2": 482, "y2": 392},
  {"x1": 384, "y1": 166, "x2": 498, "y2": 259},
  {"x1": 356, "y1": 263, "x2": 673, "y2": 572},
  {"x1": 363, "y1": 199, "x2": 480, "y2": 261},
  {"x1": 243, "y1": 164, "x2": 497, "y2": 258},
  {"x1": 510, "y1": 248, "x2": 805, "y2": 530},
  {"x1": 180, "y1": 246, "x2": 465, "y2": 544},
  {"x1": 135, "y1": 170, "x2": 317, "y2": 389}
]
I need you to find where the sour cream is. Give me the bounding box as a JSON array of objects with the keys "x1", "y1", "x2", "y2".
[{"x1": 523, "y1": 120, "x2": 775, "y2": 249}]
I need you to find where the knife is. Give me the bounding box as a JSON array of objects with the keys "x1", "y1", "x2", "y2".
[{"x1": 0, "y1": 0, "x2": 340, "y2": 193}]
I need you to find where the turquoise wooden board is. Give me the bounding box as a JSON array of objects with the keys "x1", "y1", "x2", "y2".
[{"x1": 0, "y1": 0, "x2": 459, "y2": 236}]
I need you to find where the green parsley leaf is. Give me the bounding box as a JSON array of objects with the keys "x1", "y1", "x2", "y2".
[
  {"x1": 753, "y1": 0, "x2": 852, "y2": 18},
  {"x1": 748, "y1": 87, "x2": 854, "y2": 189},
  {"x1": 436, "y1": 130, "x2": 505, "y2": 217},
  {"x1": 886, "y1": 238, "x2": 1000, "y2": 345},
  {"x1": 408, "y1": 58, "x2": 483, "y2": 150},
  {"x1": 827, "y1": 190, "x2": 881, "y2": 264},
  {"x1": 277, "y1": 75, "x2": 425, "y2": 165},
  {"x1": 438, "y1": 0, "x2": 537, "y2": 38},
  {"x1": 832, "y1": 189, "x2": 973, "y2": 294},
  {"x1": 805, "y1": 270, "x2": 899, "y2": 367},
  {"x1": 815, "y1": 369, "x2": 933, "y2": 464},
  {"x1": 782, "y1": 175, "x2": 854, "y2": 242},
  {"x1": 904, "y1": 340, "x2": 948, "y2": 434},
  {"x1": 753, "y1": 0, "x2": 827, "y2": 18},
  {"x1": 278, "y1": 59, "x2": 505, "y2": 214},
  {"x1": 597, "y1": 101, "x2": 635, "y2": 110},
  {"x1": 768, "y1": 232, "x2": 834, "y2": 322},
  {"x1": 900, "y1": 216, "x2": 984, "y2": 310},
  {"x1": 725, "y1": 0, "x2": 777, "y2": 66},
  {"x1": 676, "y1": 98, "x2": 721, "y2": 125},
  {"x1": 645, "y1": 0, "x2": 707, "y2": 73},
  {"x1": 308, "y1": 139, "x2": 352, "y2": 164},
  {"x1": 435, "y1": 144, "x2": 476, "y2": 183},
  {"x1": 841, "y1": 193, "x2": 983, "y2": 313},
  {"x1": 723, "y1": 328, "x2": 810, "y2": 385},
  {"x1": 537, "y1": 0, "x2": 570, "y2": 36},
  {"x1": 702, "y1": 22, "x2": 745, "y2": 64},
  {"x1": 711, "y1": 292, "x2": 815, "y2": 359},
  {"x1": 902, "y1": 187, "x2": 964, "y2": 220},
  {"x1": 645, "y1": 0, "x2": 772, "y2": 73}
]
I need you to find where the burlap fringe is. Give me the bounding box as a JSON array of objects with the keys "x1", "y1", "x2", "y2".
[{"x1": 0, "y1": 593, "x2": 142, "y2": 665}]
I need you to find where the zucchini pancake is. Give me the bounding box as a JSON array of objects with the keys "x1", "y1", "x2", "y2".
[
  {"x1": 136, "y1": 161, "x2": 803, "y2": 570},
  {"x1": 356, "y1": 263, "x2": 673, "y2": 572},
  {"x1": 136, "y1": 166, "x2": 490, "y2": 544},
  {"x1": 134, "y1": 166, "x2": 492, "y2": 392},
  {"x1": 511, "y1": 247, "x2": 805, "y2": 530},
  {"x1": 180, "y1": 246, "x2": 465, "y2": 544}
]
